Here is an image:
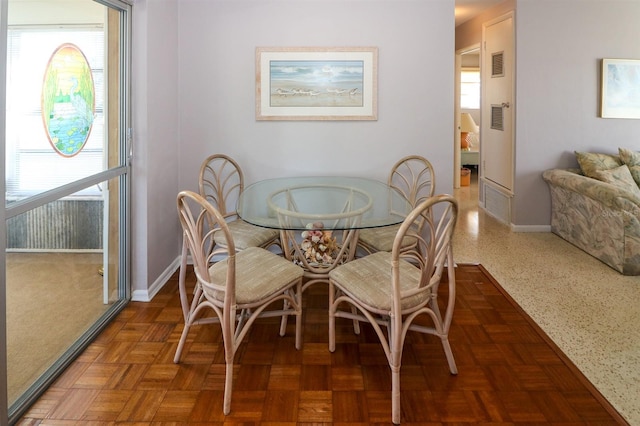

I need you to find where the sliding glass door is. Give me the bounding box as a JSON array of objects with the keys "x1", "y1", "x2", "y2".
[{"x1": 1, "y1": 0, "x2": 131, "y2": 423}]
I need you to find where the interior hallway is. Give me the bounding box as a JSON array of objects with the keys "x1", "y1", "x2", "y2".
[{"x1": 452, "y1": 168, "x2": 640, "y2": 425}]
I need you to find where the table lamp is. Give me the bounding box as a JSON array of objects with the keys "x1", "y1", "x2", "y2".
[{"x1": 460, "y1": 113, "x2": 479, "y2": 151}]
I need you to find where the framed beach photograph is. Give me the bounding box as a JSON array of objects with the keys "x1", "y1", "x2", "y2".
[
  {"x1": 601, "y1": 58, "x2": 640, "y2": 119},
  {"x1": 256, "y1": 47, "x2": 378, "y2": 121}
]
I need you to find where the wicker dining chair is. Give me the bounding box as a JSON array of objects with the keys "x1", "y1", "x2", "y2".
[
  {"x1": 358, "y1": 155, "x2": 435, "y2": 254},
  {"x1": 328, "y1": 194, "x2": 459, "y2": 424},
  {"x1": 174, "y1": 190, "x2": 304, "y2": 415},
  {"x1": 199, "y1": 153, "x2": 280, "y2": 251},
  {"x1": 173, "y1": 155, "x2": 285, "y2": 375}
]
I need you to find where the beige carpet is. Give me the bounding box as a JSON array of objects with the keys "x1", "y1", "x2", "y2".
[{"x1": 5, "y1": 252, "x2": 110, "y2": 405}]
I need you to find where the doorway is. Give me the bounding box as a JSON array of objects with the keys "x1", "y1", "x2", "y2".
[
  {"x1": 1, "y1": 0, "x2": 132, "y2": 423},
  {"x1": 455, "y1": 45, "x2": 481, "y2": 194}
]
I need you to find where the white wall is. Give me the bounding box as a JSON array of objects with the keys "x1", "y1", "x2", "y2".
[
  {"x1": 515, "y1": 0, "x2": 640, "y2": 225},
  {"x1": 133, "y1": 0, "x2": 456, "y2": 298}
]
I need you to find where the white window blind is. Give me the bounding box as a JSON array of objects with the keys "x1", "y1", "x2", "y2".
[
  {"x1": 6, "y1": 27, "x2": 104, "y2": 199},
  {"x1": 460, "y1": 69, "x2": 480, "y2": 110}
]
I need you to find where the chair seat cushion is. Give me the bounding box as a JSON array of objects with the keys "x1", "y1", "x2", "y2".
[
  {"x1": 214, "y1": 219, "x2": 279, "y2": 250},
  {"x1": 358, "y1": 224, "x2": 418, "y2": 252},
  {"x1": 328, "y1": 251, "x2": 430, "y2": 311},
  {"x1": 208, "y1": 247, "x2": 303, "y2": 304}
]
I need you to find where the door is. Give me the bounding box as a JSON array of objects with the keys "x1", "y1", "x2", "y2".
[
  {"x1": 482, "y1": 13, "x2": 514, "y2": 192},
  {"x1": 1, "y1": 1, "x2": 132, "y2": 423}
]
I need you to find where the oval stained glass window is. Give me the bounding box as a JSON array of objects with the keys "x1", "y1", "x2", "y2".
[{"x1": 42, "y1": 43, "x2": 95, "y2": 157}]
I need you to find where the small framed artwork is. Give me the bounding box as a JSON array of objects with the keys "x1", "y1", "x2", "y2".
[
  {"x1": 256, "y1": 46, "x2": 378, "y2": 121},
  {"x1": 601, "y1": 58, "x2": 640, "y2": 119}
]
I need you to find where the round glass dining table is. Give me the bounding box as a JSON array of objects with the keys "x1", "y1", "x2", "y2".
[
  {"x1": 237, "y1": 176, "x2": 412, "y2": 231},
  {"x1": 238, "y1": 176, "x2": 414, "y2": 288}
]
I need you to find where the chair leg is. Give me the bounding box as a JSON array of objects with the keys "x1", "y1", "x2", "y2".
[
  {"x1": 173, "y1": 322, "x2": 190, "y2": 363},
  {"x1": 295, "y1": 279, "x2": 303, "y2": 350},
  {"x1": 330, "y1": 285, "x2": 360, "y2": 335},
  {"x1": 222, "y1": 310, "x2": 235, "y2": 416},
  {"x1": 351, "y1": 306, "x2": 361, "y2": 335},
  {"x1": 223, "y1": 359, "x2": 233, "y2": 415},
  {"x1": 328, "y1": 281, "x2": 336, "y2": 352},
  {"x1": 177, "y1": 237, "x2": 190, "y2": 321},
  {"x1": 175, "y1": 237, "x2": 192, "y2": 363},
  {"x1": 441, "y1": 338, "x2": 458, "y2": 375},
  {"x1": 174, "y1": 239, "x2": 191, "y2": 364},
  {"x1": 441, "y1": 252, "x2": 458, "y2": 374},
  {"x1": 280, "y1": 281, "x2": 303, "y2": 347},
  {"x1": 294, "y1": 303, "x2": 302, "y2": 350},
  {"x1": 429, "y1": 294, "x2": 443, "y2": 325},
  {"x1": 391, "y1": 365, "x2": 401, "y2": 424},
  {"x1": 279, "y1": 299, "x2": 290, "y2": 337}
]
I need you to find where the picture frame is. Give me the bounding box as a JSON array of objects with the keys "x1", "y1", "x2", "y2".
[
  {"x1": 601, "y1": 58, "x2": 640, "y2": 119},
  {"x1": 256, "y1": 46, "x2": 378, "y2": 121}
]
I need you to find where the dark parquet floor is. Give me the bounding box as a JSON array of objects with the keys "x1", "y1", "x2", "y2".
[{"x1": 18, "y1": 264, "x2": 627, "y2": 425}]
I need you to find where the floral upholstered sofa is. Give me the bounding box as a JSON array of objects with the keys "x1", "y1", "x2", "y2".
[{"x1": 543, "y1": 148, "x2": 640, "y2": 275}]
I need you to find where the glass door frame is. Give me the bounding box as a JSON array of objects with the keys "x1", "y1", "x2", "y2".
[{"x1": 0, "y1": 0, "x2": 133, "y2": 423}]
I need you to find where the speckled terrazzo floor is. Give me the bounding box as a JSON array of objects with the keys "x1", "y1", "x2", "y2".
[{"x1": 453, "y1": 170, "x2": 640, "y2": 425}]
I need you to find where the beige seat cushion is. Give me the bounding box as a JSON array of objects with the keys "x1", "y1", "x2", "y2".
[
  {"x1": 214, "y1": 219, "x2": 279, "y2": 250},
  {"x1": 207, "y1": 247, "x2": 303, "y2": 304},
  {"x1": 328, "y1": 251, "x2": 430, "y2": 311},
  {"x1": 358, "y1": 224, "x2": 418, "y2": 252}
]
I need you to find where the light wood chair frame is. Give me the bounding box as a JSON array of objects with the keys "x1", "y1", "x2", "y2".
[
  {"x1": 358, "y1": 155, "x2": 436, "y2": 255},
  {"x1": 174, "y1": 155, "x2": 284, "y2": 393},
  {"x1": 269, "y1": 183, "x2": 372, "y2": 290},
  {"x1": 174, "y1": 190, "x2": 303, "y2": 415},
  {"x1": 329, "y1": 194, "x2": 458, "y2": 424},
  {"x1": 199, "y1": 153, "x2": 244, "y2": 219},
  {"x1": 199, "y1": 153, "x2": 280, "y2": 252}
]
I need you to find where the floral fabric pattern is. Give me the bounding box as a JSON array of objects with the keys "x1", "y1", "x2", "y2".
[
  {"x1": 593, "y1": 165, "x2": 640, "y2": 198},
  {"x1": 574, "y1": 151, "x2": 622, "y2": 179},
  {"x1": 543, "y1": 168, "x2": 640, "y2": 275},
  {"x1": 618, "y1": 147, "x2": 640, "y2": 188}
]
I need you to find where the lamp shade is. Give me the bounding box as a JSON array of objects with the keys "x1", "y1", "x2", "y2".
[{"x1": 460, "y1": 113, "x2": 479, "y2": 133}]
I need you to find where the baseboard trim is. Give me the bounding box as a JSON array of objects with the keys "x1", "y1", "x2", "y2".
[
  {"x1": 132, "y1": 255, "x2": 181, "y2": 302},
  {"x1": 511, "y1": 224, "x2": 551, "y2": 232}
]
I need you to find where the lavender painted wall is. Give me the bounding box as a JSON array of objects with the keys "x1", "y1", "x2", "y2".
[
  {"x1": 515, "y1": 0, "x2": 640, "y2": 226},
  {"x1": 132, "y1": 0, "x2": 456, "y2": 298},
  {"x1": 457, "y1": 0, "x2": 640, "y2": 228},
  {"x1": 133, "y1": 0, "x2": 640, "y2": 295},
  {"x1": 177, "y1": 0, "x2": 455, "y2": 186},
  {"x1": 132, "y1": 0, "x2": 181, "y2": 298}
]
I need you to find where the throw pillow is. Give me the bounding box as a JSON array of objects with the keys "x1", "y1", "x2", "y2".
[
  {"x1": 593, "y1": 164, "x2": 640, "y2": 198},
  {"x1": 618, "y1": 147, "x2": 640, "y2": 187},
  {"x1": 575, "y1": 151, "x2": 622, "y2": 179}
]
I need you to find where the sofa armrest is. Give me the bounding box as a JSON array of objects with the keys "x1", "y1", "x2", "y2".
[{"x1": 543, "y1": 168, "x2": 640, "y2": 215}]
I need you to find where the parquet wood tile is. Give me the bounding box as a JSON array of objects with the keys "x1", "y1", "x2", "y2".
[{"x1": 17, "y1": 264, "x2": 628, "y2": 425}]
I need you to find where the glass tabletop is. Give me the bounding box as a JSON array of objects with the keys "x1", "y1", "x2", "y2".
[{"x1": 238, "y1": 176, "x2": 412, "y2": 230}]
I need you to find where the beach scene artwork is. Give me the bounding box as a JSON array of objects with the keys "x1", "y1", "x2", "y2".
[
  {"x1": 257, "y1": 47, "x2": 377, "y2": 120},
  {"x1": 602, "y1": 58, "x2": 640, "y2": 119},
  {"x1": 269, "y1": 60, "x2": 364, "y2": 108}
]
